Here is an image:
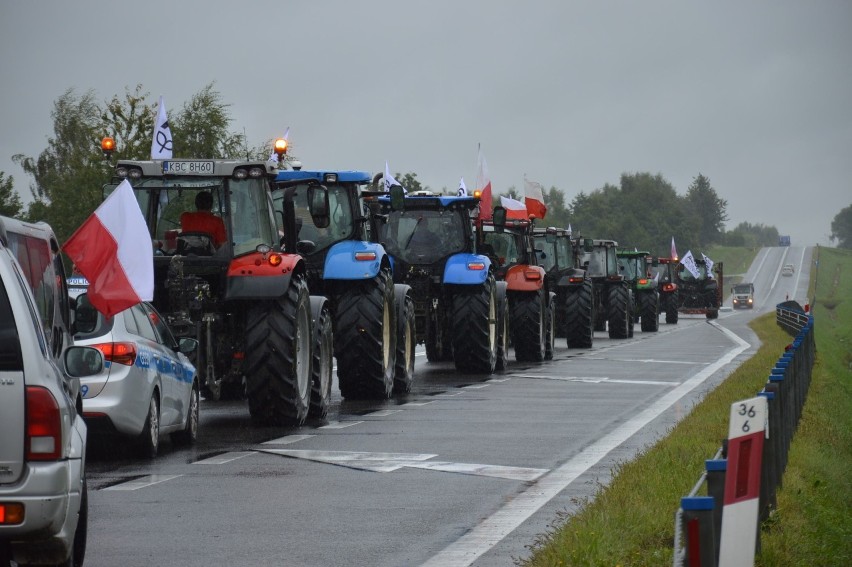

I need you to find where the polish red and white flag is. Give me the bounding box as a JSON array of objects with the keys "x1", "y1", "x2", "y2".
[
  {"x1": 475, "y1": 144, "x2": 492, "y2": 220},
  {"x1": 524, "y1": 177, "x2": 547, "y2": 220},
  {"x1": 63, "y1": 179, "x2": 153, "y2": 317},
  {"x1": 500, "y1": 196, "x2": 528, "y2": 220}
]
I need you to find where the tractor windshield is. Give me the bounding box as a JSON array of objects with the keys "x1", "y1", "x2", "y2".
[
  {"x1": 582, "y1": 246, "x2": 616, "y2": 277},
  {"x1": 272, "y1": 183, "x2": 356, "y2": 254},
  {"x1": 533, "y1": 236, "x2": 556, "y2": 271},
  {"x1": 651, "y1": 263, "x2": 674, "y2": 282},
  {"x1": 481, "y1": 228, "x2": 521, "y2": 268},
  {"x1": 106, "y1": 176, "x2": 278, "y2": 257},
  {"x1": 618, "y1": 257, "x2": 638, "y2": 280},
  {"x1": 381, "y1": 209, "x2": 466, "y2": 265}
]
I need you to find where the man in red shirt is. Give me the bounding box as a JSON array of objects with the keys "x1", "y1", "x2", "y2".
[{"x1": 180, "y1": 191, "x2": 227, "y2": 248}]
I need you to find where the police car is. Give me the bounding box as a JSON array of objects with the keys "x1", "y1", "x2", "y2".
[{"x1": 72, "y1": 292, "x2": 200, "y2": 458}]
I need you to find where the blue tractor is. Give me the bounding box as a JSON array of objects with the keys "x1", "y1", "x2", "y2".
[
  {"x1": 366, "y1": 187, "x2": 503, "y2": 374},
  {"x1": 272, "y1": 169, "x2": 414, "y2": 403}
]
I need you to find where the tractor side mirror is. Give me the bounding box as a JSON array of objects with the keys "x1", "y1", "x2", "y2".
[
  {"x1": 308, "y1": 184, "x2": 330, "y2": 228},
  {"x1": 389, "y1": 185, "x2": 406, "y2": 211}
]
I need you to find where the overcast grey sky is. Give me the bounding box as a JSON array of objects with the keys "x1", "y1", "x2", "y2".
[{"x1": 2, "y1": 1, "x2": 850, "y2": 246}]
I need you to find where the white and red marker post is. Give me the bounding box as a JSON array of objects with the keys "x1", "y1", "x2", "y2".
[{"x1": 718, "y1": 395, "x2": 768, "y2": 566}]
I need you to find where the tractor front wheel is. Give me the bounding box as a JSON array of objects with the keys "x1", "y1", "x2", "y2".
[
  {"x1": 451, "y1": 277, "x2": 498, "y2": 374},
  {"x1": 335, "y1": 270, "x2": 396, "y2": 399}
]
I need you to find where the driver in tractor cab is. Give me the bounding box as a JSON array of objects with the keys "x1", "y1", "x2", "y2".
[
  {"x1": 408, "y1": 216, "x2": 442, "y2": 254},
  {"x1": 180, "y1": 191, "x2": 227, "y2": 249}
]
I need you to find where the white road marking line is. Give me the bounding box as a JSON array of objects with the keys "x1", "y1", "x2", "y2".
[
  {"x1": 262, "y1": 434, "x2": 315, "y2": 445},
  {"x1": 103, "y1": 474, "x2": 182, "y2": 491},
  {"x1": 584, "y1": 357, "x2": 707, "y2": 365},
  {"x1": 402, "y1": 401, "x2": 435, "y2": 407},
  {"x1": 259, "y1": 449, "x2": 549, "y2": 481},
  {"x1": 405, "y1": 461, "x2": 547, "y2": 482},
  {"x1": 366, "y1": 409, "x2": 402, "y2": 417},
  {"x1": 511, "y1": 374, "x2": 677, "y2": 386},
  {"x1": 193, "y1": 451, "x2": 255, "y2": 465},
  {"x1": 488, "y1": 377, "x2": 512, "y2": 383},
  {"x1": 462, "y1": 384, "x2": 490, "y2": 389},
  {"x1": 420, "y1": 322, "x2": 750, "y2": 567},
  {"x1": 319, "y1": 421, "x2": 364, "y2": 429},
  {"x1": 437, "y1": 392, "x2": 464, "y2": 397},
  {"x1": 260, "y1": 449, "x2": 437, "y2": 473}
]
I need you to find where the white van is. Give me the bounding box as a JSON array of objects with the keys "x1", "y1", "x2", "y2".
[{"x1": 0, "y1": 224, "x2": 104, "y2": 566}]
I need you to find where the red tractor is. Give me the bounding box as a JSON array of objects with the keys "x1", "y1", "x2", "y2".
[
  {"x1": 101, "y1": 142, "x2": 332, "y2": 426},
  {"x1": 478, "y1": 207, "x2": 554, "y2": 362}
]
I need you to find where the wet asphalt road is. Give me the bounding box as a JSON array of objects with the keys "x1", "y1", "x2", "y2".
[{"x1": 82, "y1": 246, "x2": 811, "y2": 567}]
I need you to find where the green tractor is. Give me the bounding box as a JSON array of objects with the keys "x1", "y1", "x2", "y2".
[
  {"x1": 617, "y1": 250, "x2": 659, "y2": 332},
  {"x1": 533, "y1": 227, "x2": 595, "y2": 348},
  {"x1": 578, "y1": 239, "x2": 633, "y2": 339}
]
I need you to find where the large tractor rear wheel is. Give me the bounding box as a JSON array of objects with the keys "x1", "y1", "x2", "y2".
[
  {"x1": 393, "y1": 286, "x2": 415, "y2": 393},
  {"x1": 565, "y1": 281, "x2": 594, "y2": 348},
  {"x1": 607, "y1": 284, "x2": 631, "y2": 339},
  {"x1": 245, "y1": 275, "x2": 312, "y2": 426},
  {"x1": 664, "y1": 292, "x2": 679, "y2": 324},
  {"x1": 335, "y1": 269, "x2": 396, "y2": 399},
  {"x1": 451, "y1": 277, "x2": 498, "y2": 374},
  {"x1": 308, "y1": 297, "x2": 333, "y2": 420},
  {"x1": 640, "y1": 291, "x2": 660, "y2": 332},
  {"x1": 511, "y1": 288, "x2": 546, "y2": 362}
]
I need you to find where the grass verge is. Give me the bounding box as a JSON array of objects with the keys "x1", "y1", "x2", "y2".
[{"x1": 522, "y1": 246, "x2": 851, "y2": 566}]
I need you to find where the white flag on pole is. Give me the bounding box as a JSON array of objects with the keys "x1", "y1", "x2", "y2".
[
  {"x1": 702, "y1": 253, "x2": 714, "y2": 274},
  {"x1": 151, "y1": 96, "x2": 173, "y2": 159},
  {"x1": 681, "y1": 250, "x2": 701, "y2": 278},
  {"x1": 384, "y1": 161, "x2": 405, "y2": 193},
  {"x1": 458, "y1": 177, "x2": 467, "y2": 196}
]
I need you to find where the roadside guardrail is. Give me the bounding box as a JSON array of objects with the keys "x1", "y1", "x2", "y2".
[{"x1": 672, "y1": 301, "x2": 815, "y2": 566}]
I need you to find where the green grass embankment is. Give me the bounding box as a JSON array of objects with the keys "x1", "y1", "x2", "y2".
[{"x1": 522, "y1": 246, "x2": 851, "y2": 566}]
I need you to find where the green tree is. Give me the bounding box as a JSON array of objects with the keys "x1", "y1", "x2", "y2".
[
  {"x1": 830, "y1": 204, "x2": 852, "y2": 249},
  {"x1": 542, "y1": 186, "x2": 569, "y2": 229},
  {"x1": 13, "y1": 83, "x2": 254, "y2": 244},
  {"x1": 725, "y1": 221, "x2": 779, "y2": 247},
  {"x1": 0, "y1": 172, "x2": 23, "y2": 217},
  {"x1": 685, "y1": 173, "x2": 728, "y2": 248},
  {"x1": 13, "y1": 88, "x2": 107, "y2": 242},
  {"x1": 172, "y1": 83, "x2": 245, "y2": 159},
  {"x1": 396, "y1": 172, "x2": 427, "y2": 193}
]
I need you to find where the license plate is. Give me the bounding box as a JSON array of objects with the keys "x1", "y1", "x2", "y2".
[{"x1": 163, "y1": 161, "x2": 214, "y2": 175}]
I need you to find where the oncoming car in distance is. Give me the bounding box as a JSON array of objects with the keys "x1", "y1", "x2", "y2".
[
  {"x1": 781, "y1": 264, "x2": 795, "y2": 277},
  {"x1": 72, "y1": 293, "x2": 200, "y2": 458}
]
